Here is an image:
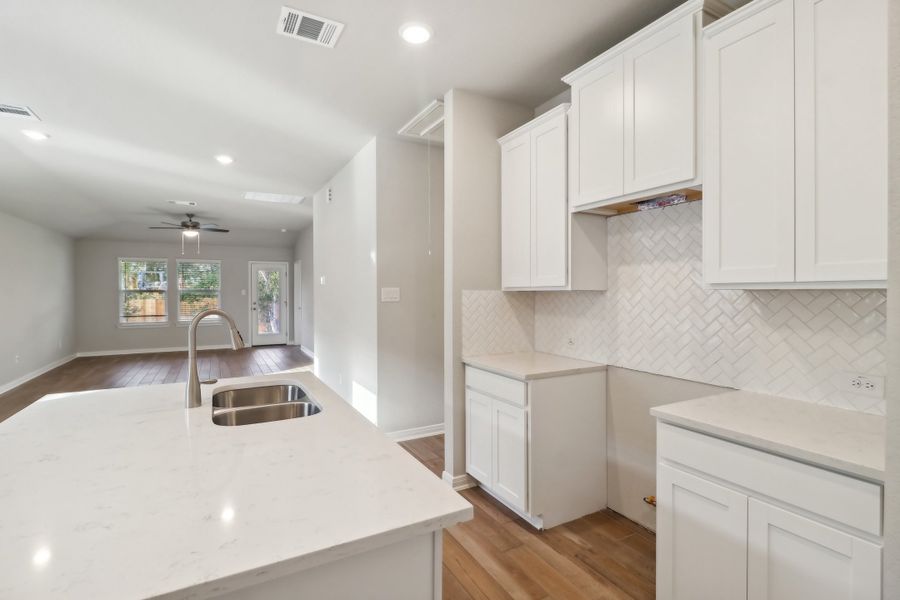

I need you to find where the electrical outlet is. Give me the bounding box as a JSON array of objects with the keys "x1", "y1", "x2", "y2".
[{"x1": 838, "y1": 372, "x2": 884, "y2": 398}]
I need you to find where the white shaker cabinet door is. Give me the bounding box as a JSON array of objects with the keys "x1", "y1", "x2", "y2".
[
  {"x1": 748, "y1": 499, "x2": 881, "y2": 600},
  {"x1": 623, "y1": 9, "x2": 695, "y2": 194},
  {"x1": 794, "y1": 0, "x2": 888, "y2": 282},
  {"x1": 491, "y1": 400, "x2": 528, "y2": 513},
  {"x1": 656, "y1": 464, "x2": 748, "y2": 600},
  {"x1": 702, "y1": 0, "x2": 795, "y2": 284},
  {"x1": 465, "y1": 390, "x2": 493, "y2": 486},
  {"x1": 530, "y1": 112, "x2": 568, "y2": 288},
  {"x1": 569, "y1": 56, "x2": 625, "y2": 208},
  {"x1": 501, "y1": 132, "x2": 532, "y2": 289}
]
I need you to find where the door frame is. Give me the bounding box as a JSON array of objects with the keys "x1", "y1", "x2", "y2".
[
  {"x1": 293, "y1": 260, "x2": 302, "y2": 346},
  {"x1": 248, "y1": 260, "x2": 290, "y2": 347}
]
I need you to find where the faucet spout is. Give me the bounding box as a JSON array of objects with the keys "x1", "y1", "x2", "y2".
[{"x1": 186, "y1": 309, "x2": 245, "y2": 408}]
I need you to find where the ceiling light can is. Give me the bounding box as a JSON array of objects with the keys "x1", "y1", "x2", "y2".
[{"x1": 399, "y1": 22, "x2": 432, "y2": 45}]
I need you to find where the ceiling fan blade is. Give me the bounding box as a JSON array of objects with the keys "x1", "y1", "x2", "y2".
[
  {"x1": 200, "y1": 227, "x2": 230, "y2": 232},
  {"x1": 160, "y1": 221, "x2": 182, "y2": 226},
  {"x1": 149, "y1": 226, "x2": 185, "y2": 230}
]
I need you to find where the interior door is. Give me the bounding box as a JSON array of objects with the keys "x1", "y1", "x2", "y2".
[
  {"x1": 656, "y1": 463, "x2": 748, "y2": 600},
  {"x1": 250, "y1": 261, "x2": 289, "y2": 346},
  {"x1": 293, "y1": 261, "x2": 302, "y2": 346},
  {"x1": 748, "y1": 499, "x2": 881, "y2": 600}
]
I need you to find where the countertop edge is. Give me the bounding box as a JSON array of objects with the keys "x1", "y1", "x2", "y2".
[
  {"x1": 462, "y1": 355, "x2": 607, "y2": 382},
  {"x1": 651, "y1": 410, "x2": 885, "y2": 483}
]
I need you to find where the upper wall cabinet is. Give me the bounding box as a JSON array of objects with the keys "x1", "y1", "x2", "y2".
[
  {"x1": 564, "y1": 0, "x2": 706, "y2": 211},
  {"x1": 703, "y1": 0, "x2": 888, "y2": 288},
  {"x1": 499, "y1": 105, "x2": 607, "y2": 291}
]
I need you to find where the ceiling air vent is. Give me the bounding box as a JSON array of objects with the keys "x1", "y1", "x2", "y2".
[
  {"x1": 277, "y1": 7, "x2": 344, "y2": 48},
  {"x1": 0, "y1": 104, "x2": 40, "y2": 121}
]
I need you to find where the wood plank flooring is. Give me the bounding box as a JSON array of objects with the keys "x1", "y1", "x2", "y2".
[
  {"x1": 0, "y1": 346, "x2": 313, "y2": 423},
  {"x1": 400, "y1": 435, "x2": 656, "y2": 600}
]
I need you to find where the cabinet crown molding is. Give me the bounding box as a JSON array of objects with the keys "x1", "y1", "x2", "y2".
[
  {"x1": 497, "y1": 103, "x2": 570, "y2": 145},
  {"x1": 703, "y1": 0, "x2": 785, "y2": 37},
  {"x1": 562, "y1": 0, "x2": 704, "y2": 85}
]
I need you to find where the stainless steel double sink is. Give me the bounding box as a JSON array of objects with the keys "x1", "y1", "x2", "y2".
[{"x1": 211, "y1": 384, "x2": 322, "y2": 426}]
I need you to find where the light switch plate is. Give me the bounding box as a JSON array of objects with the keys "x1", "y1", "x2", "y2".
[{"x1": 381, "y1": 287, "x2": 401, "y2": 302}]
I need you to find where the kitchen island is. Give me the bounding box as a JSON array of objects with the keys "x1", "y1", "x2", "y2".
[{"x1": 0, "y1": 371, "x2": 472, "y2": 599}]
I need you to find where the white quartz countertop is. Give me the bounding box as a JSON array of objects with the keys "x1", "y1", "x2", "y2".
[
  {"x1": 0, "y1": 372, "x2": 472, "y2": 599},
  {"x1": 463, "y1": 352, "x2": 606, "y2": 381},
  {"x1": 651, "y1": 390, "x2": 886, "y2": 482}
]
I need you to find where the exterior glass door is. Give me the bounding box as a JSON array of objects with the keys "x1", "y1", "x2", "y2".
[{"x1": 249, "y1": 262, "x2": 289, "y2": 346}]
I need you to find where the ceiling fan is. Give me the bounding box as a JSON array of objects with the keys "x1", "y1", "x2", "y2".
[{"x1": 149, "y1": 213, "x2": 229, "y2": 254}]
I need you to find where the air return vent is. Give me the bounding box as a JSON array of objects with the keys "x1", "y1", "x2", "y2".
[
  {"x1": 277, "y1": 7, "x2": 344, "y2": 48},
  {"x1": 0, "y1": 104, "x2": 40, "y2": 121}
]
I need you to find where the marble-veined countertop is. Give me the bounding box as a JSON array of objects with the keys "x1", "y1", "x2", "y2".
[{"x1": 0, "y1": 371, "x2": 471, "y2": 599}]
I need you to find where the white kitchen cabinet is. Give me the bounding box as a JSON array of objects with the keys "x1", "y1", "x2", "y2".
[
  {"x1": 499, "y1": 104, "x2": 607, "y2": 291},
  {"x1": 656, "y1": 422, "x2": 883, "y2": 600},
  {"x1": 564, "y1": 0, "x2": 708, "y2": 211},
  {"x1": 464, "y1": 389, "x2": 493, "y2": 485},
  {"x1": 748, "y1": 499, "x2": 881, "y2": 600},
  {"x1": 703, "y1": 0, "x2": 888, "y2": 287},
  {"x1": 794, "y1": 0, "x2": 888, "y2": 283},
  {"x1": 463, "y1": 359, "x2": 606, "y2": 529},
  {"x1": 656, "y1": 464, "x2": 748, "y2": 600},
  {"x1": 491, "y1": 399, "x2": 528, "y2": 512}
]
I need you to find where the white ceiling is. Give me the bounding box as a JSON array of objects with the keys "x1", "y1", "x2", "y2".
[{"x1": 0, "y1": 0, "x2": 686, "y2": 247}]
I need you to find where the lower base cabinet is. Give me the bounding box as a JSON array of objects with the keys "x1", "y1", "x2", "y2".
[
  {"x1": 464, "y1": 365, "x2": 606, "y2": 529},
  {"x1": 656, "y1": 423, "x2": 882, "y2": 600}
]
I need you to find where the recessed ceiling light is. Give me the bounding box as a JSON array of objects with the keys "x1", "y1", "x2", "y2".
[
  {"x1": 168, "y1": 200, "x2": 197, "y2": 207},
  {"x1": 281, "y1": 228, "x2": 288, "y2": 233},
  {"x1": 22, "y1": 130, "x2": 49, "y2": 141},
  {"x1": 215, "y1": 155, "x2": 234, "y2": 165},
  {"x1": 399, "y1": 22, "x2": 432, "y2": 45}
]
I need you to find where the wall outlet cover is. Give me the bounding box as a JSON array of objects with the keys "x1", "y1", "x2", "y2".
[
  {"x1": 381, "y1": 287, "x2": 401, "y2": 302},
  {"x1": 836, "y1": 371, "x2": 884, "y2": 399}
]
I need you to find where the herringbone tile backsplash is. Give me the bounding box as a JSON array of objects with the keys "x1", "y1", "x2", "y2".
[{"x1": 466, "y1": 202, "x2": 888, "y2": 414}]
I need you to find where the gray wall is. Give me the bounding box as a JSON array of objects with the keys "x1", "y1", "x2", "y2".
[
  {"x1": 74, "y1": 239, "x2": 293, "y2": 353},
  {"x1": 0, "y1": 211, "x2": 76, "y2": 389},
  {"x1": 607, "y1": 367, "x2": 727, "y2": 530},
  {"x1": 443, "y1": 89, "x2": 533, "y2": 479},
  {"x1": 376, "y1": 137, "x2": 444, "y2": 433},
  {"x1": 313, "y1": 139, "x2": 379, "y2": 422},
  {"x1": 884, "y1": 0, "x2": 899, "y2": 591},
  {"x1": 293, "y1": 226, "x2": 315, "y2": 353}
]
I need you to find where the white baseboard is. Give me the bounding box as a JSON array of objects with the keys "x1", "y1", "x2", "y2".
[
  {"x1": 76, "y1": 344, "x2": 232, "y2": 357},
  {"x1": 300, "y1": 345, "x2": 316, "y2": 359},
  {"x1": 0, "y1": 354, "x2": 77, "y2": 395},
  {"x1": 442, "y1": 471, "x2": 478, "y2": 491},
  {"x1": 387, "y1": 423, "x2": 444, "y2": 442}
]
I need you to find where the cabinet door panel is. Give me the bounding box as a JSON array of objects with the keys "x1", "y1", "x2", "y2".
[
  {"x1": 531, "y1": 113, "x2": 568, "y2": 287},
  {"x1": 794, "y1": 0, "x2": 887, "y2": 282},
  {"x1": 748, "y1": 499, "x2": 881, "y2": 600},
  {"x1": 492, "y1": 400, "x2": 527, "y2": 512},
  {"x1": 624, "y1": 11, "x2": 696, "y2": 193},
  {"x1": 570, "y1": 57, "x2": 624, "y2": 207},
  {"x1": 702, "y1": 0, "x2": 795, "y2": 284},
  {"x1": 501, "y1": 133, "x2": 532, "y2": 288},
  {"x1": 657, "y1": 464, "x2": 747, "y2": 600},
  {"x1": 465, "y1": 390, "x2": 493, "y2": 485}
]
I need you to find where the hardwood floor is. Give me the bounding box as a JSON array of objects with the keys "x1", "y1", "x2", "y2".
[
  {"x1": 0, "y1": 346, "x2": 313, "y2": 423},
  {"x1": 400, "y1": 435, "x2": 656, "y2": 600}
]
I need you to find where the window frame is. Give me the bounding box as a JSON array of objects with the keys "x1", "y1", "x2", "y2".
[
  {"x1": 176, "y1": 259, "x2": 223, "y2": 324},
  {"x1": 117, "y1": 257, "x2": 170, "y2": 328}
]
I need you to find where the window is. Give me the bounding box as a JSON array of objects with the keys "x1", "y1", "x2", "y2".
[
  {"x1": 177, "y1": 260, "x2": 222, "y2": 322},
  {"x1": 118, "y1": 258, "x2": 168, "y2": 325}
]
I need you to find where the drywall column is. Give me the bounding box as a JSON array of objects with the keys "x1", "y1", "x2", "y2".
[
  {"x1": 293, "y1": 226, "x2": 315, "y2": 354},
  {"x1": 884, "y1": 0, "x2": 900, "y2": 592},
  {"x1": 442, "y1": 90, "x2": 532, "y2": 486}
]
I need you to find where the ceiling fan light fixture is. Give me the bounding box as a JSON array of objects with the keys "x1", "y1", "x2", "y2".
[{"x1": 182, "y1": 230, "x2": 199, "y2": 238}]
